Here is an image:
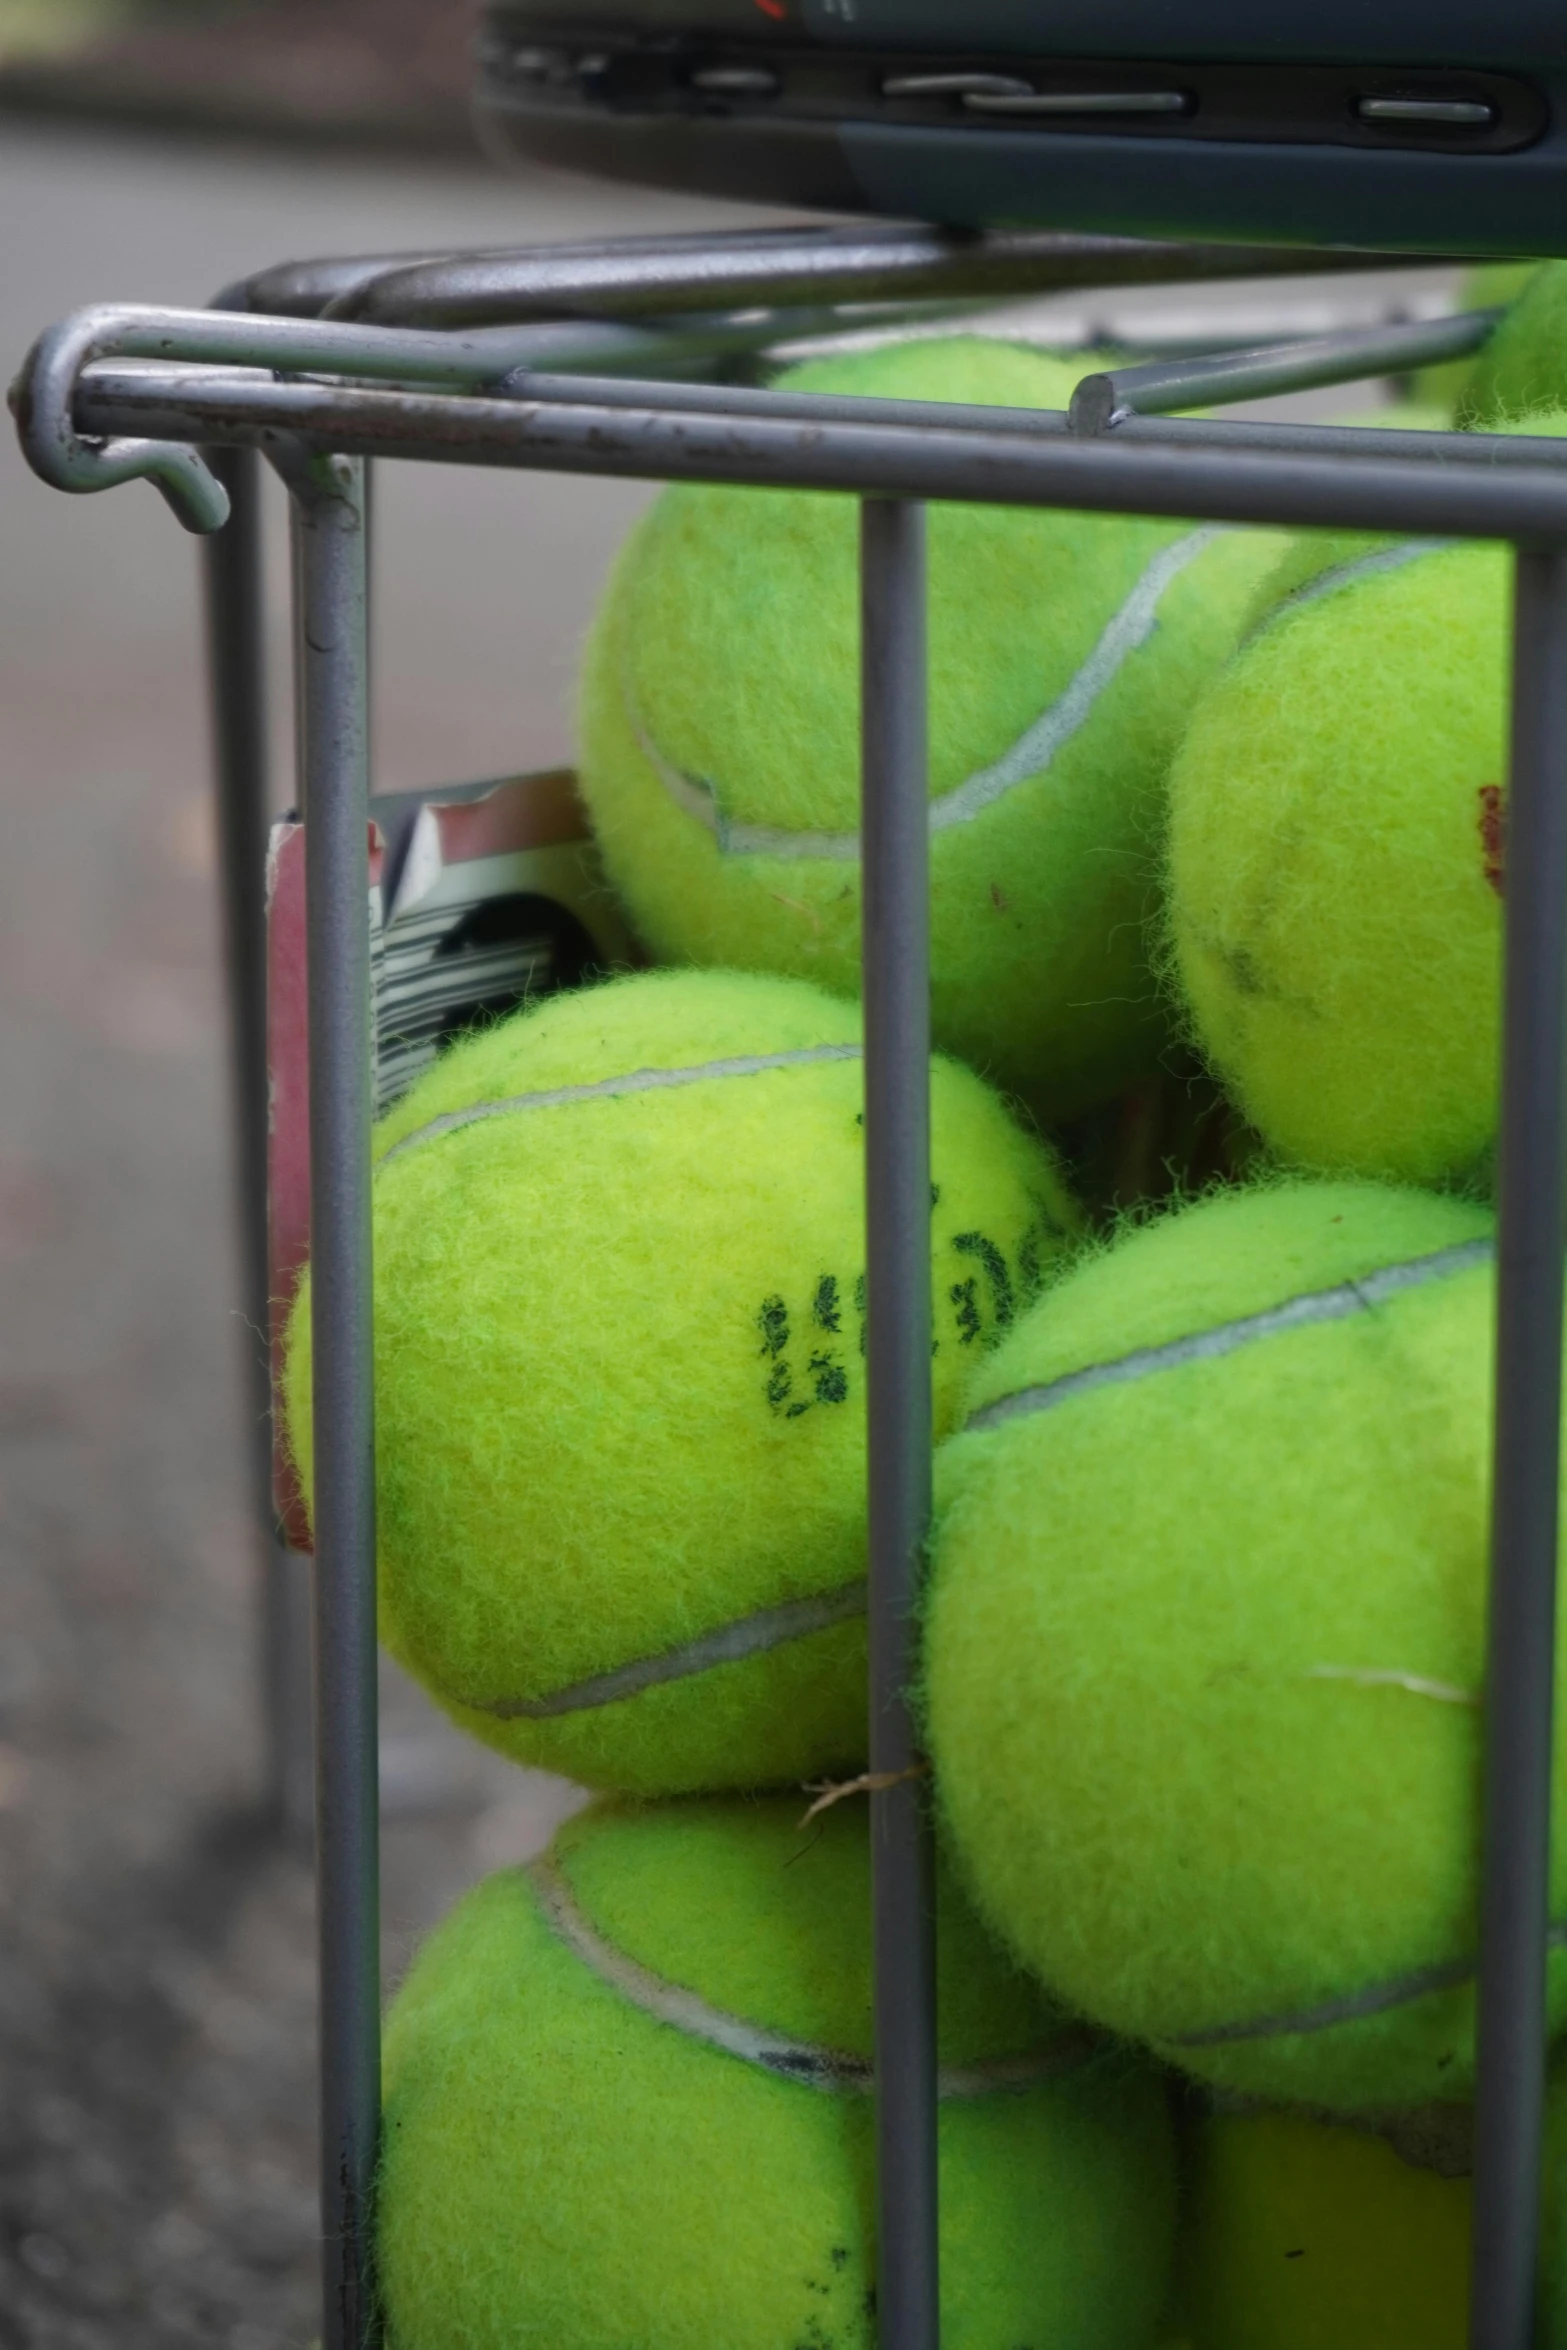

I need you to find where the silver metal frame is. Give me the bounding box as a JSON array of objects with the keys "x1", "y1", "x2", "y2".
[{"x1": 12, "y1": 225, "x2": 1565, "y2": 2350}]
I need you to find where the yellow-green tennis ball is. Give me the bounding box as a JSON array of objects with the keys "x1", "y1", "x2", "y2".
[
  {"x1": 925, "y1": 1177, "x2": 1567, "y2": 2111},
  {"x1": 1178, "y1": 2104, "x2": 1471, "y2": 2350},
  {"x1": 578, "y1": 333, "x2": 1285, "y2": 1121},
  {"x1": 284, "y1": 967, "x2": 1074, "y2": 1796},
  {"x1": 379, "y1": 1795, "x2": 1179, "y2": 2350},
  {"x1": 1412, "y1": 261, "x2": 1540, "y2": 416},
  {"x1": 1230, "y1": 408, "x2": 1567, "y2": 658},
  {"x1": 1167, "y1": 535, "x2": 1516, "y2": 1183},
  {"x1": 1457, "y1": 259, "x2": 1567, "y2": 425}
]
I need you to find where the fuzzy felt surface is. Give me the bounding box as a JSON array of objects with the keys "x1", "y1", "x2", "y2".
[
  {"x1": 577, "y1": 334, "x2": 1285, "y2": 1121},
  {"x1": 1166, "y1": 538, "x2": 1512, "y2": 1183},
  {"x1": 1458, "y1": 260, "x2": 1567, "y2": 424},
  {"x1": 378, "y1": 1795, "x2": 1178, "y2": 2350},
  {"x1": 284, "y1": 968, "x2": 1075, "y2": 1794},
  {"x1": 1412, "y1": 262, "x2": 1540, "y2": 415},
  {"x1": 925, "y1": 1180, "x2": 1567, "y2": 2110},
  {"x1": 1233, "y1": 408, "x2": 1567, "y2": 649},
  {"x1": 1178, "y1": 2106, "x2": 1471, "y2": 2349}
]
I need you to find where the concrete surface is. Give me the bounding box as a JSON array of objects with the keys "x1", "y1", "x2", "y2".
[{"x1": 0, "y1": 114, "x2": 1460, "y2": 2347}]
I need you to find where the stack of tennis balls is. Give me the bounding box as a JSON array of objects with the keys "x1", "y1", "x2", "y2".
[
  {"x1": 283, "y1": 963, "x2": 1186, "y2": 2344},
  {"x1": 1110, "y1": 319, "x2": 1567, "y2": 2334},
  {"x1": 281, "y1": 311, "x2": 1567, "y2": 2343},
  {"x1": 910, "y1": 300, "x2": 1567, "y2": 2339},
  {"x1": 577, "y1": 333, "x2": 1287, "y2": 1125}
]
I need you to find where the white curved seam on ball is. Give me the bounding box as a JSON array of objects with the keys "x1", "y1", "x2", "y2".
[
  {"x1": 1258, "y1": 538, "x2": 1461, "y2": 639},
  {"x1": 622, "y1": 527, "x2": 1224, "y2": 861},
  {"x1": 528, "y1": 1854, "x2": 1101, "y2": 2096},
  {"x1": 1165, "y1": 1920, "x2": 1567, "y2": 2048},
  {"x1": 963, "y1": 1237, "x2": 1493, "y2": 1434},
  {"x1": 477, "y1": 1578, "x2": 870, "y2": 1721},
  {"x1": 377, "y1": 1041, "x2": 863, "y2": 1167},
  {"x1": 1306, "y1": 1664, "x2": 1477, "y2": 1706}
]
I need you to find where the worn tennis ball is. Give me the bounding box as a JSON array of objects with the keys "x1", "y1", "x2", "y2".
[
  {"x1": 379, "y1": 1795, "x2": 1179, "y2": 2350},
  {"x1": 284, "y1": 967, "x2": 1074, "y2": 1796},
  {"x1": 1172, "y1": 418, "x2": 1567, "y2": 1183},
  {"x1": 1167, "y1": 532, "x2": 1516, "y2": 1183},
  {"x1": 1178, "y1": 2104, "x2": 1472, "y2": 2349},
  {"x1": 1457, "y1": 259, "x2": 1566, "y2": 425},
  {"x1": 1411, "y1": 262, "x2": 1540, "y2": 416},
  {"x1": 1230, "y1": 405, "x2": 1567, "y2": 662},
  {"x1": 578, "y1": 334, "x2": 1285, "y2": 1121},
  {"x1": 925, "y1": 1178, "x2": 1567, "y2": 2111}
]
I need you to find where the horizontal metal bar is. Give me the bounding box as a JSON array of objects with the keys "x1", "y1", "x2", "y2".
[
  {"x1": 1069, "y1": 304, "x2": 1501, "y2": 428},
  {"x1": 1071, "y1": 304, "x2": 1501, "y2": 429},
  {"x1": 230, "y1": 225, "x2": 903, "y2": 321},
  {"x1": 5, "y1": 296, "x2": 952, "y2": 523},
  {"x1": 329, "y1": 223, "x2": 1448, "y2": 330},
  {"x1": 320, "y1": 362, "x2": 1557, "y2": 473},
  {"x1": 21, "y1": 299, "x2": 923, "y2": 402},
  {"x1": 779, "y1": 308, "x2": 1475, "y2": 367},
  {"x1": 246, "y1": 221, "x2": 1147, "y2": 328},
  {"x1": 213, "y1": 249, "x2": 450, "y2": 319},
  {"x1": 67, "y1": 369, "x2": 1567, "y2": 541},
  {"x1": 1110, "y1": 412, "x2": 1550, "y2": 466}
]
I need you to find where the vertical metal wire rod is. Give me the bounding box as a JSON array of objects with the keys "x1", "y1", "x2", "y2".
[
  {"x1": 203, "y1": 446, "x2": 312, "y2": 1837},
  {"x1": 1472, "y1": 546, "x2": 1567, "y2": 2350},
  {"x1": 291, "y1": 452, "x2": 381, "y2": 2350},
  {"x1": 860, "y1": 496, "x2": 939, "y2": 2350}
]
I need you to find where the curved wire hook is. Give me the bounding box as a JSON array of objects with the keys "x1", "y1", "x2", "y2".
[
  {"x1": 13, "y1": 298, "x2": 720, "y2": 533},
  {"x1": 14, "y1": 305, "x2": 235, "y2": 533},
  {"x1": 11, "y1": 301, "x2": 564, "y2": 534}
]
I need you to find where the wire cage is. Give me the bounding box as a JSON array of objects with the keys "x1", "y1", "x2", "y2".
[{"x1": 13, "y1": 220, "x2": 1567, "y2": 2350}]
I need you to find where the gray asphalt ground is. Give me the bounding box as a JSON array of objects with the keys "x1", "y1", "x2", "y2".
[{"x1": 0, "y1": 114, "x2": 1460, "y2": 2348}]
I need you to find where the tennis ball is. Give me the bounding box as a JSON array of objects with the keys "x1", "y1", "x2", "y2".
[
  {"x1": 379, "y1": 1794, "x2": 1179, "y2": 2350},
  {"x1": 1457, "y1": 260, "x2": 1567, "y2": 425},
  {"x1": 1166, "y1": 480, "x2": 1550, "y2": 1182},
  {"x1": 1230, "y1": 405, "x2": 1567, "y2": 658},
  {"x1": 1412, "y1": 262, "x2": 1540, "y2": 416},
  {"x1": 578, "y1": 334, "x2": 1286, "y2": 1121},
  {"x1": 284, "y1": 967, "x2": 1074, "y2": 1796},
  {"x1": 925, "y1": 1177, "x2": 1567, "y2": 2111},
  {"x1": 1178, "y1": 2103, "x2": 1471, "y2": 2349}
]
